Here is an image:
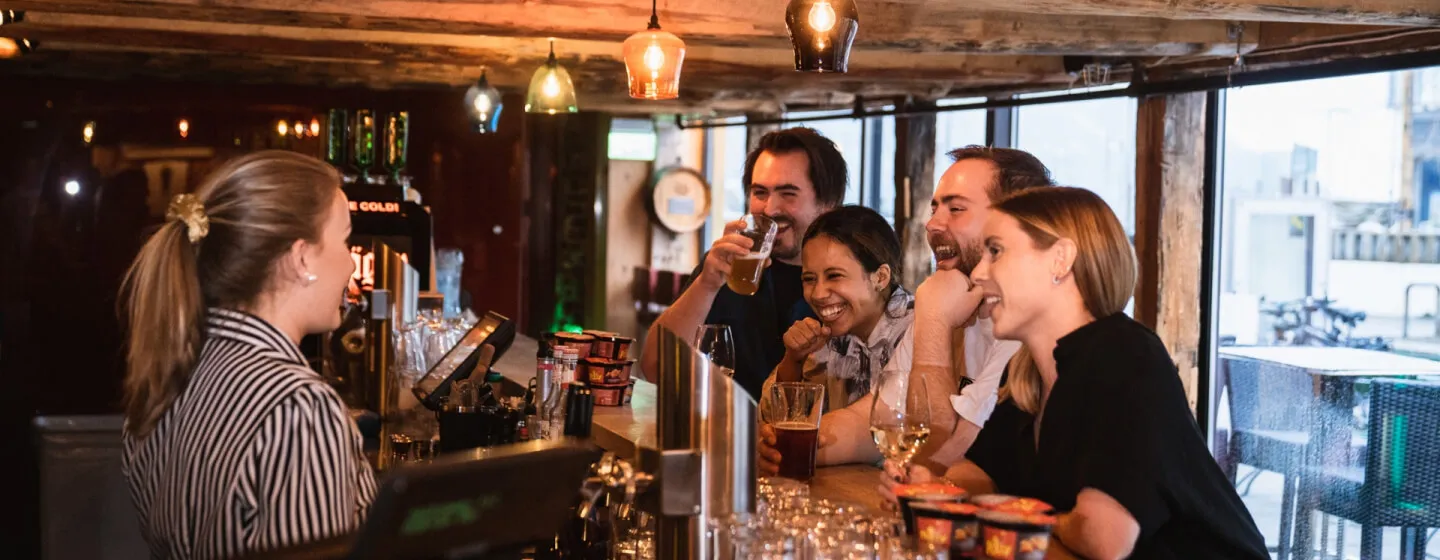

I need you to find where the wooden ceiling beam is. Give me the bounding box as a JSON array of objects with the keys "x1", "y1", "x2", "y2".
[
  {"x1": 1147, "y1": 26, "x2": 1440, "y2": 78},
  {"x1": 933, "y1": 0, "x2": 1439, "y2": 26},
  {"x1": 0, "y1": 20, "x2": 1074, "y2": 88},
  {"x1": 1256, "y1": 21, "x2": 1409, "y2": 48},
  {"x1": 7, "y1": 2, "x2": 1264, "y2": 56},
  {"x1": 0, "y1": 47, "x2": 1075, "y2": 112}
]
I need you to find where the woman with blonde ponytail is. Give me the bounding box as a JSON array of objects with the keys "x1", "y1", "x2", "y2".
[
  {"x1": 884, "y1": 187, "x2": 1266, "y2": 559},
  {"x1": 120, "y1": 150, "x2": 375, "y2": 559}
]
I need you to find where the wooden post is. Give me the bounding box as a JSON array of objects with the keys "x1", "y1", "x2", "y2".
[
  {"x1": 894, "y1": 106, "x2": 938, "y2": 291},
  {"x1": 1135, "y1": 92, "x2": 1208, "y2": 411}
]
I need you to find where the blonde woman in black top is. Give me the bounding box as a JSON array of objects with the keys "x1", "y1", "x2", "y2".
[
  {"x1": 120, "y1": 151, "x2": 375, "y2": 558},
  {"x1": 883, "y1": 187, "x2": 1266, "y2": 560}
]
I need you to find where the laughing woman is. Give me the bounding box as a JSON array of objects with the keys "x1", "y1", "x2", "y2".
[
  {"x1": 882, "y1": 187, "x2": 1267, "y2": 559},
  {"x1": 757, "y1": 206, "x2": 913, "y2": 476}
]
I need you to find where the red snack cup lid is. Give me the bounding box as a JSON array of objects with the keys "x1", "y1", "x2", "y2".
[
  {"x1": 969, "y1": 494, "x2": 1020, "y2": 508},
  {"x1": 934, "y1": 502, "x2": 981, "y2": 516},
  {"x1": 896, "y1": 482, "x2": 965, "y2": 498},
  {"x1": 993, "y1": 497, "x2": 1053, "y2": 515},
  {"x1": 977, "y1": 510, "x2": 1058, "y2": 528}
]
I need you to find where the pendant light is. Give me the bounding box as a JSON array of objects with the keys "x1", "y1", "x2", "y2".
[
  {"x1": 525, "y1": 39, "x2": 579, "y2": 114},
  {"x1": 0, "y1": 10, "x2": 31, "y2": 59},
  {"x1": 784, "y1": 0, "x2": 859, "y2": 73},
  {"x1": 622, "y1": 0, "x2": 686, "y2": 100},
  {"x1": 464, "y1": 69, "x2": 504, "y2": 133}
]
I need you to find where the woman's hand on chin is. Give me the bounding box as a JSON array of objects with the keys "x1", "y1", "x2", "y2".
[{"x1": 782, "y1": 318, "x2": 831, "y2": 363}]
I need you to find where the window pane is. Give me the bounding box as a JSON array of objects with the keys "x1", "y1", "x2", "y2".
[
  {"x1": 1209, "y1": 67, "x2": 1440, "y2": 560},
  {"x1": 797, "y1": 115, "x2": 863, "y2": 206},
  {"x1": 934, "y1": 109, "x2": 988, "y2": 186},
  {"x1": 1015, "y1": 97, "x2": 1138, "y2": 235},
  {"x1": 876, "y1": 116, "x2": 896, "y2": 224},
  {"x1": 704, "y1": 125, "x2": 749, "y2": 246}
]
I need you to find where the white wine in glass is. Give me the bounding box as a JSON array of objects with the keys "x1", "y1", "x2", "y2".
[
  {"x1": 870, "y1": 424, "x2": 932, "y2": 465},
  {"x1": 869, "y1": 369, "x2": 932, "y2": 469}
]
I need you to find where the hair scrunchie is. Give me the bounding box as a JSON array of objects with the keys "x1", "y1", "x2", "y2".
[{"x1": 166, "y1": 193, "x2": 209, "y2": 243}]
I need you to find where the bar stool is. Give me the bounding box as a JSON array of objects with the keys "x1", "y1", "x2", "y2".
[
  {"x1": 1302, "y1": 378, "x2": 1440, "y2": 560},
  {"x1": 1224, "y1": 357, "x2": 1313, "y2": 560}
]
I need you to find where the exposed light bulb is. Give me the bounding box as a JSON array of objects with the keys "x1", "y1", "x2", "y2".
[
  {"x1": 177, "y1": 118, "x2": 190, "y2": 138},
  {"x1": 64, "y1": 180, "x2": 80, "y2": 196},
  {"x1": 643, "y1": 43, "x2": 666, "y2": 71},
  {"x1": 82, "y1": 121, "x2": 95, "y2": 145},
  {"x1": 293, "y1": 121, "x2": 304, "y2": 138},
  {"x1": 808, "y1": 0, "x2": 837, "y2": 32},
  {"x1": 309, "y1": 118, "x2": 320, "y2": 136},
  {"x1": 473, "y1": 94, "x2": 492, "y2": 112},
  {"x1": 277, "y1": 121, "x2": 289, "y2": 136},
  {"x1": 542, "y1": 73, "x2": 561, "y2": 98}
]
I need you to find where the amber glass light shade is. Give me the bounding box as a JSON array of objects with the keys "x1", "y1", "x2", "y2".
[
  {"x1": 623, "y1": 26, "x2": 686, "y2": 100},
  {"x1": 0, "y1": 37, "x2": 32, "y2": 58},
  {"x1": 525, "y1": 42, "x2": 579, "y2": 115},
  {"x1": 784, "y1": 0, "x2": 859, "y2": 73},
  {"x1": 464, "y1": 71, "x2": 504, "y2": 132}
]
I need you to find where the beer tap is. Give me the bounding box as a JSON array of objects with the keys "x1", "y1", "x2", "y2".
[{"x1": 577, "y1": 452, "x2": 653, "y2": 520}]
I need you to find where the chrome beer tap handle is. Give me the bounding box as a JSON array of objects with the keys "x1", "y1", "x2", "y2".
[
  {"x1": 576, "y1": 476, "x2": 607, "y2": 519},
  {"x1": 577, "y1": 452, "x2": 651, "y2": 519}
]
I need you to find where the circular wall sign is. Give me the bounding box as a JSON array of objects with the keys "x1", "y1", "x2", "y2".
[{"x1": 648, "y1": 166, "x2": 711, "y2": 233}]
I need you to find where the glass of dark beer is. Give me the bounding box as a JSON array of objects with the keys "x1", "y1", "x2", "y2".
[
  {"x1": 727, "y1": 214, "x2": 778, "y2": 296},
  {"x1": 761, "y1": 382, "x2": 826, "y2": 482}
]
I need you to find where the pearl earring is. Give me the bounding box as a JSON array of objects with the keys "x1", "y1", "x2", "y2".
[
  {"x1": 304, "y1": 273, "x2": 318, "y2": 286},
  {"x1": 1052, "y1": 274, "x2": 1063, "y2": 285}
]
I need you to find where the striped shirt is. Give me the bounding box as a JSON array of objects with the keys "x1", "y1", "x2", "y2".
[{"x1": 122, "y1": 308, "x2": 377, "y2": 559}]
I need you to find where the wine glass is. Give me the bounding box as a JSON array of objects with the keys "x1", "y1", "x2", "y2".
[
  {"x1": 869, "y1": 370, "x2": 931, "y2": 480},
  {"x1": 694, "y1": 324, "x2": 736, "y2": 375}
]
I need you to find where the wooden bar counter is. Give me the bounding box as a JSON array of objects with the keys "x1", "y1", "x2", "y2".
[
  {"x1": 491, "y1": 334, "x2": 888, "y2": 512},
  {"x1": 493, "y1": 335, "x2": 1078, "y2": 558}
]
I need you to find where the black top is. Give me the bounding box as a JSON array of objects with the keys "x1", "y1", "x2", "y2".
[
  {"x1": 966, "y1": 313, "x2": 1268, "y2": 559},
  {"x1": 770, "y1": 262, "x2": 806, "y2": 337},
  {"x1": 685, "y1": 256, "x2": 816, "y2": 399}
]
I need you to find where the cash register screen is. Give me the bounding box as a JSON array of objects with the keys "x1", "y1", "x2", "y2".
[{"x1": 412, "y1": 311, "x2": 515, "y2": 410}]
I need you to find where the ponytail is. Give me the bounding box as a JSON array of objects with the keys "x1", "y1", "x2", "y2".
[
  {"x1": 998, "y1": 344, "x2": 1042, "y2": 415},
  {"x1": 122, "y1": 220, "x2": 205, "y2": 437},
  {"x1": 119, "y1": 151, "x2": 341, "y2": 438}
]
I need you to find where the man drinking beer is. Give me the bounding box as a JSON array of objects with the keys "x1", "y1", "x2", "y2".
[{"x1": 639, "y1": 127, "x2": 848, "y2": 399}]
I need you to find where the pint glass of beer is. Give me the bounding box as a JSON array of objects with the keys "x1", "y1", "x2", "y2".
[
  {"x1": 760, "y1": 382, "x2": 825, "y2": 482},
  {"x1": 726, "y1": 214, "x2": 777, "y2": 296}
]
